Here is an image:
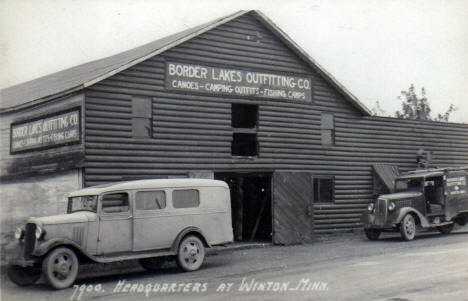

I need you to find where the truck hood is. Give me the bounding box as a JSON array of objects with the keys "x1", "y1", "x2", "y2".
[
  {"x1": 379, "y1": 191, "x2": 422, "y2": 200},
  {"x1": 28, "y1": 211, "x2": 97, "y2": 226}
]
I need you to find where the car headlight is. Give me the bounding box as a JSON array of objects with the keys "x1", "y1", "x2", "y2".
[
  {"x1": 367, "y1": 203, "x2": 374, "y2": 212},
  {"x1": 35, "y1": 226, "x2": 45, "y2": 239},
  {"x1": 388, "y1": 202, "x2": 396, "y2": 211},
  {"x1": 14, "y1": 227, "x2": 24, "y2": 240}
]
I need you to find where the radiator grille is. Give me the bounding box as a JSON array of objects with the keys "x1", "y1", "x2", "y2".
[
  {"x1": 374, "y1": 198, "x2": 387, "y2": 226},
  {"x1": 24, "y1": 223, "x2": 36, "y2": 259}
]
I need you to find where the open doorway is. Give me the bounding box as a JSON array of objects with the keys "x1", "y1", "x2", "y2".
[
  {"x1": 215, "y1": 172, "x2": 272, "y2": 242},
  {"x1": 424, "y1": 176, "x2": 445, "y2": 214}
]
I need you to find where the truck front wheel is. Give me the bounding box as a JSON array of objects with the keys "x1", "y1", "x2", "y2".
[
  {"x1": 400, "y1": 214, "x2": 416, "y2": 241},
  {"x1": 364, "y1": 229, "x2": 381, "y2": 240},
  {"x1": 42, "y1": 247, "x2": 79, "y2": 289}
]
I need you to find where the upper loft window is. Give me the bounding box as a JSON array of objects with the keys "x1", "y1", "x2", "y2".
[
  {"x1": 321, "y1": 113, "x2": 335, "y2": 146},
  {"x1": 132, "y1": 97, "x2": 152, "y2": 138},
  {"x1": 231, "y1": 103, "x2": 259, "y2": 157},
  {"x1": 232, "y1": 103, "x2": 258, "y2": 128}
]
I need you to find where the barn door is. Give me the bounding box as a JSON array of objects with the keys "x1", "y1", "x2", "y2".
[{"x1": 272, "y1": 172, "x2": 313, "y2": 245}]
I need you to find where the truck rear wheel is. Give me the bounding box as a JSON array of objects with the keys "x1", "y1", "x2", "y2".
[
  {"x1": 364, "y1": 229, "x2": 381, "y2": 240},
  {"x1": 176, "y1": 235, "x2": 205, "y2": 272},
  {"x1": 400, "y1": 214, "x2": 416, "y2": 241},
  {"x1": 437, "y1": 223, "x2": 454, "y2": 234}
]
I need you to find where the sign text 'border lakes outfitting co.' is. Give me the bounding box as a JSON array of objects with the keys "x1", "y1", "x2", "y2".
[
  {"x1": 166, "y1": 62, "x2": 312, "y2": 102},
  {"x1": 10, "y1": 109, "x2": 81, "y2": 153}
]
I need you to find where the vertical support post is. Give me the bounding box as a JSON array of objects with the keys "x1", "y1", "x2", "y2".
[{"x1": 235, "y1": 176, "x2": 244, "y2": 241}]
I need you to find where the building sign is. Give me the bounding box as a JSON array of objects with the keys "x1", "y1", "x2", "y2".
[
  {"x1": 11, "y1": 109, "x2": 80, "y2": 153},
  {"x1": 447, "y1": 175, "x2": 467, "y2": 195},
  {"x1": 166, "y1": 62, "x2": 312, "y2": 102}
]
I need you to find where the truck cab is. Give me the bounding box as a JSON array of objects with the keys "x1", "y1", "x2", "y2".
[
  {"x1": 361, "y1": 167, "x2": 468, "y2": 241},
  {"x1": 6, "y1": 178, "x2": 233, "y2": 289}
]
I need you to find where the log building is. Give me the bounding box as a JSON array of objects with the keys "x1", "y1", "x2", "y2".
[{"x1": 1, "y1": 10, "x2": 468, "y2": 247}]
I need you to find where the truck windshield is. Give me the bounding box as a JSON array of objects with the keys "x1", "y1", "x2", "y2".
[
  {"x1": 68, "y1": 195, "x2": 98, "y2": 213},
  {"x1": 395, "y1": 179, "x2": 422, "y2": 192}
]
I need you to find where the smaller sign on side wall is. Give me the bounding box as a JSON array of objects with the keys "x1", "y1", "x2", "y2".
[
  {"x1": 447, "y1": 175, "x2": 467, "y2": 195},
  {"x1": 10, "y1": 108, "x2": 81, "y2": 153}
]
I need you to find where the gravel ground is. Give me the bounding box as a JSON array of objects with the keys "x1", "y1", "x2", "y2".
[{"x1": 2, "y1": 227, "x2": 468, "y2": 301}]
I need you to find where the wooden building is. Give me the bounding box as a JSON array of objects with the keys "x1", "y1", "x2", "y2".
[{"x1": 1, "y1": 10, "x2": 468, "y2": 247}]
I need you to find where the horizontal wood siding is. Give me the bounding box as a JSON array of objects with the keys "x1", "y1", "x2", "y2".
[
  {"x1": 84, "y1": 12, "x2": 468, "y2": 234},
  {"x1": 312, "y1": 116, "x2": 468, "y2": 233}
]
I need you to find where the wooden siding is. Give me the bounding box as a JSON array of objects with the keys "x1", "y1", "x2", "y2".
[{"x1": 84, "y1": 12, "x2": 468, "y2": 234}]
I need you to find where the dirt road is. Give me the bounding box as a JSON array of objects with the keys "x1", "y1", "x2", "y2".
[{"x1": 2, "y1": 229, "x2": 468, "y2": 301}]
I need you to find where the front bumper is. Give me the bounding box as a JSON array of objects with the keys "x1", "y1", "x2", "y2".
[
  {"x1": 361, "y1": 211, "x2": 376, "y2": 228},
  {"x1": 361, "y1": 211, "x2": 397, "y2": 230},
  {"x1": 4, "y1": 241, "x2": 40, "y2": 267}
]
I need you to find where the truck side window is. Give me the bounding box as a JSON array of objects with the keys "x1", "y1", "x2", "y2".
[
  {"x1": 102, "y1": 193, "x2": 129, "y2": 213},
  {"x1": 136, "y1": 190, "x2": 166, "y2": 210},
  {"x1": 173, "y1": 189, "x2": 200, "y2": 208}
]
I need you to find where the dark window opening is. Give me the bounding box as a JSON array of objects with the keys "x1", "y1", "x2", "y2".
[
  {"x1": 314, "y1": 178, "x2": 334, "y2": 203},
  {"x1": 232, "y1": 133, "x2": 258, "y2": 156},
  {"x1": 232, "y1": 104, "x2": 258, "y2": 128}
]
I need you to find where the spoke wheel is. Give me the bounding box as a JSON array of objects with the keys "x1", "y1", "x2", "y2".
[
  {"x1": 7, "y1": 265, "x2": 41, "y2": 286},
  {"x1": 400, "y1": 214, "x2": 416, "y2": 241},
  {"x1": 42, "y1": 247, "x2": 79, "y2": 289},
  {"x1": 176, "y1": 235, "x2": 205, "y2": 272}
]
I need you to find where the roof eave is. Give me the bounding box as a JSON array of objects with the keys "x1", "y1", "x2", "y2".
[
  {"x1": 83, "y1": 10, "x2": 249, "y2": 89},
  {"x1": 0, "y1": 10, "x2": 249, "y2": 114},
  {"x1": 251, "y1": 10, "x2": 371, "y2": 116},
  {"x1": 0, "y1": 85, "x2": 85, "y2": 114},
  {"x1": 1, "y1": 9, "x2": 371, "y2": 117}
]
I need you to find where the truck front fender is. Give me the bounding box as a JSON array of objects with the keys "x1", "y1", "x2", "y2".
[
  {"x1": 33, "y1": 238, "x2": 91, "y2": 259},
  {"x1": 392, "y1": 208, "x2": 429, "y2": 228},
  {"x1": 4, "y1": 240, "x2": 24, "y2": 262},
  {"x1": 360, "y1": 211, "x2": 375, "y2": 228}
]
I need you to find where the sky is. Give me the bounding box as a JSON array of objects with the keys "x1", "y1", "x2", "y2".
[{"x1": 0, "y1": 0, "x2": 467, "y2": 122}]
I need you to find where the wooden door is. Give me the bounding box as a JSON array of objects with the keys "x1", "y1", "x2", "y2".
[{"x1": 272, "y1": 172, "x2": 313, "y2": 245}]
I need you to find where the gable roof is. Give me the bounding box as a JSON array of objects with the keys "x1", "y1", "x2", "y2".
[{"x1": 0, "y1": 10, "x2": 371, "y2": 115}]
